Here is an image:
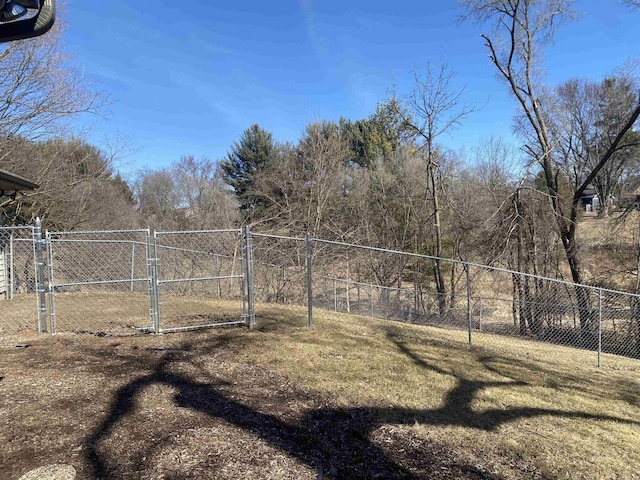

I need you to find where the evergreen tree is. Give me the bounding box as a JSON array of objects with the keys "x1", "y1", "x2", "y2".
[
  {"x1": 220, "y1": 124, "x2": 276, "y2": 213},
  {"x1": 342, "y1": 98, "x2": 410, "y2": 168}
]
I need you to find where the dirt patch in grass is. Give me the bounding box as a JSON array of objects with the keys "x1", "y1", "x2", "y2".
[{"x1": 1, "y1": 305, "x2": 639, "y2": 480}]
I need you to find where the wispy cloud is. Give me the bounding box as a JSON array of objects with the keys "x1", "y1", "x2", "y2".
[
  {"x1": 299, "y1": 0, "x2": 328, "y2": 60},
  {"x1": 89, "y1": 64, "x2": 136, "y2": 90},
  {"x1": 345, "y1": 72, "x2": 381, "y2": 113},
  {"x1": 167, "y1": 70, "x2": 245, "y2": 128}
]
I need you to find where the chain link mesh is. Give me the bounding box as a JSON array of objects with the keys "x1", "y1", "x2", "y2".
[
  {"x1": 47, "y1": 229, "x2": 152, "y2": 336},
  {"x1": 307, "y1": 239, "x2": 640, "y2": 365},
  {"x1": 0, "y1": 226, "x2": 39, "y2": 337},
  {"x1": 153, "y1": 230, "x2": 245, "y2": 332},
  {"x1": 251, "y1": 233, "x2": 309, "y2": 325},
  {"x1": 3, "y1": 223, "x2": 640, "y2": 366}
]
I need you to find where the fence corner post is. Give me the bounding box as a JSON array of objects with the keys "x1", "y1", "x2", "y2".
[
  {"x1": 147, "y1": 228, "x2": 161, "y2": 334},
  {"x1": 34, "y1": 217, "x2": 47, "y2": 333},
  {"x1": 45, "y1": 229, "x2": 56, "y2": 335},
  {"x1": 466, "y1": 262, "x2": 472, "y2": 345},
  {"x1": 306, "y1": 231, "x2": 313, "y2": 329},
  {"x1": 244, "y1": 225, "x2": 255, "y2": 330}
]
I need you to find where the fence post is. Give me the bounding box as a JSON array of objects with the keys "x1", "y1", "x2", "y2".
[
  {"x1": 240, "y1": 232, "x2": 247, "y2": 320},
  {"x1": 45, "y1": 231, "x2": 56, "y2": 334},
  {"x1": 479, "y1": 297, "x2": 483, "y2": 331},
  {"x1": 145, "y1": 228, "x2": 154, "y2": 331},
  {"x1": 333, "y1": 279, "x2": 337, "y2": 312},
  {"x1": 598, "y1": 288, "x2": 603, "y2": 368},
  {"x1": 8, "y1": 232, "x2": 14, "y2": 299},
  {"x1": 244, "y1": 226, "x2": 256, "y2": 330},
  {"x1": 154, "y1": 232, "x2": 162, "y2": 334},
  {"x1": 34, "y1": 218, "x2": 47, "y2": 333},
  {"x1": 466, "y1": 262, "x2": 472, "y2": 345},
  {"x1": 147, "y1": 229, "x2": 161, "y2": 334},
  {"x1": 306, "y1": 232, "x2": 313, "y2": 328}
]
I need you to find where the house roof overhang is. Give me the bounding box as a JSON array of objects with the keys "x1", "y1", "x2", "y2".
[{"x1": 0, "y1": 169, "x2": 39, "y2": 195}]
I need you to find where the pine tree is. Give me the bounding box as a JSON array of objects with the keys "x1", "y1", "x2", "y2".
[{"x1": 220, "y1": 124, "x2": 276, "y2": 213}]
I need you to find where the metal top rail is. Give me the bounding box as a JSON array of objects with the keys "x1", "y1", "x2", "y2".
[
  {"x1": 48, "y1": 228, "x2": 149, "y2": 236},
  {"x1": 48, "y1": 238, "x2": 149, "y2": 246},
  {"x1": 155, "y1": 229, "x2": 242, "y2": 235},
  {"x1": 252, "y1": 232, "x2": 305, "y2": 242}
]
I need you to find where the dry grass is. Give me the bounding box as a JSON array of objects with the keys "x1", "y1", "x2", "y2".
[
  {"x1": 246, "y1": 306, "x2": 640, "y2": 479},
  {"x1": 0, "y1": 293, "x2": 246, "y2": 339},
  {"x1": 575, "y1": 210, "x2": 640, "y2": 246},
  {"x1": 0, "y1": 294, "x2": 40, "y2": 336},
  {"x1": 0, "y1": 302, "x2": 639, "y2": 479}
]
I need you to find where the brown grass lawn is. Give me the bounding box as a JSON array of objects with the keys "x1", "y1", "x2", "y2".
[{"x1": 0, "y1": 303, "x2": 639, "y2": 480}]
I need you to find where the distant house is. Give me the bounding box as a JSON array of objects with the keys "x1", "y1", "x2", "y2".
[
  {"x1": 580, "y1": 187, "x2": 597, "y2": 212},
  {"x1": 580, "y1": 186, "x2": 616, "y2": 213}
]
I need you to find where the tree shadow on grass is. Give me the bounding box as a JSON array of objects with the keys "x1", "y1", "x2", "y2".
[
  {"x1": 84, "y1": 336, "x2": 640, "y2": 480},
  {"x1": 384, "y1": 334, "x2": 639, "y2": 430},
  {"x1": 85, "y1": 349, "x2": 434, "y2": 480}
]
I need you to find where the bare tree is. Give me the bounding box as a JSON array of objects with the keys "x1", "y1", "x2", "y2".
[
  {"x1": 0, "y1": 10, "x2": 109, "y2": 225},
  {"x1": 399, "y1": 62, "x2": 473, "y2": 315},
  {"x1": 134, "y1": 168, "x2": 181, "y2": 229},
  {"x1": 461, "y1": 0, "x2": 640, "y2": 340},
  {"x1": 351, "y1": 147, "x2": 428, "y2": 294},
  {"x1": 451, "y1": 137, "x2": 523, "y2": 265},
  {"x1": 173, "y1": 155, "x2": 239, "y2": 229},
  {"x1": 550, "y1": 77, "x2": 640, "y2": 218},
  {"x1": 2, "y1": 138, "x2": 135, "y2": 229},
  {"x1": 133, "y1": 156, "x2": 240, "y2": 231},
  {"x1": 0, "y1": 20, "x2": 103, "y2": 149},
  {"x1": 255, "y1": 121, "x2": 351, "y2": 238}
]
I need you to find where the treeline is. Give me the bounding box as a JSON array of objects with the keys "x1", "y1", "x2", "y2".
[{"x1": 1, "y1": 137, "x2": 135, "y2": 230}]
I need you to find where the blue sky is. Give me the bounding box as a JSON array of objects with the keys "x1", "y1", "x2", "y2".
[{"x1": 62, "y1": 0, "x2": 640, "y2": 176}]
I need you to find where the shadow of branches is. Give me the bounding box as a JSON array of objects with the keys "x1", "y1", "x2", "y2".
[{"x1": 84, "y1": 335, "x2": 639, "y2": 480}]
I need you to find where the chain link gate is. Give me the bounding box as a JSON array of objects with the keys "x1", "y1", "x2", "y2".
[
  {"x1": 46, "y1": 229, "x2": 153, "y2": 335},
  {"x1": 0, "y1": 224, "x2": 44, "y2": 336},
  {"x1": 43, "y1": 227, "x2": 253, "y2": 336},
  {"x1": 152, "y1": 229, "x2": 250, "y2": 333}
]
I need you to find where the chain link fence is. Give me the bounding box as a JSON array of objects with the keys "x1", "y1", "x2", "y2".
[
  {"x1": 250, "y1": 231, "x2": 310, "y2": 326},
  {"x1": 2, "y1": 222, "x2": 640, "y2": 367},
  {"x1": 0, "y1": 224, "x2": 43, "y2": 337},
  {"x1": 305, "y1": 238, "x2": 640, "y2": 366}
]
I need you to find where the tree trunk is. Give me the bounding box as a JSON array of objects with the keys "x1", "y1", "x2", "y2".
[
  {"x1": 429, "y1": 162, "x2": 447, "y2": 316},
  {"x1": 559, "y1": 204, "x2": 596, "y2": 346},
  {"x1": 514, "y1": 190, "x2": 532, "y2": 334}
]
